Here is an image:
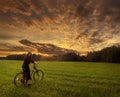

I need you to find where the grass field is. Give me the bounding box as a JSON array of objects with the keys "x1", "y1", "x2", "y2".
[{"x1": 0, "y1": 60, "x2": 120, "y2": 97}]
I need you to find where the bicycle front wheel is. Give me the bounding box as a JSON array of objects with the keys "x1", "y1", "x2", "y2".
[
  {"x1": 33, "y1": 70, "x2": 44, "y2": 81},
  {"x1": 14, "y1": 72, "x2": 26, "y2": 87}
]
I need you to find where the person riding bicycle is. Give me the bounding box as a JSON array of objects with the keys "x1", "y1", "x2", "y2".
[{"x1": 21, "y1": 52, "x2": 35, "y2": 86}]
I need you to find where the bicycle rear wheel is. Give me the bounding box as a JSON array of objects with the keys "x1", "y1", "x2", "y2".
[
  {"x1": 33, "y1": 70, "x2": 44, "y2": 81},
  {"x1": 14, "y1": 72, "x2": 27, "y2": 87}
]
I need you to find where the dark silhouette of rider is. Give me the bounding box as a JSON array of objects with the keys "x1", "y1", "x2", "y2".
[{"x1": 21, "y1": 52, "x2": 35, "y2": 86}]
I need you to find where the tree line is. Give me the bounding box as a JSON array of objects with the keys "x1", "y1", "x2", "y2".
[
  {"x1": 86, "y1": 46, "x2": 120, "y2": 63},
  {"x1": 1, "y1": 46, "x2": 120, "y2": 63}
]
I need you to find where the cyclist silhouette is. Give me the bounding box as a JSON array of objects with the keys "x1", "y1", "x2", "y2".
[{"x1": 21, "y1": 52, "x2": 35, "y2": 86}]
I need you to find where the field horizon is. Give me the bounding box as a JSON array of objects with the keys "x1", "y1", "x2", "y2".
[{"x1": 0, "y1": 60, "x2": 120, "y2": 97}]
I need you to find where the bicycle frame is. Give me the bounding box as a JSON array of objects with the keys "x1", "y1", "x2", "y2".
[
  {"x1": 30, "y1": 68, "x2": 36, "y2": 78},
  {"x1": 14, "y1": 62, "x2": 44, "y2": 87},
  {"x1": 30, "y1": 63, "x2": 39, "y2": 78}
]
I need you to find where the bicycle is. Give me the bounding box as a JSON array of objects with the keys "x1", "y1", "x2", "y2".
[{"x1": 14, "y1": 63, "x2": 44, "y2": 87}]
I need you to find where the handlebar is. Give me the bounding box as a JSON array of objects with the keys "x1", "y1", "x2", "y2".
[{"x1": 33, "y1": 62, "x2": 39, "y2": 69}]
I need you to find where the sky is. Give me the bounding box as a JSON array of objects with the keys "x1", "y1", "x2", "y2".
[{"x1": 0, "y1": 0, "x2": 120, "y2": 56}]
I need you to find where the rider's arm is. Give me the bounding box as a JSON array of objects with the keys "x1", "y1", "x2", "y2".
[{"x1": 30, "y1": 57, "x2": 36, "y2": 69}]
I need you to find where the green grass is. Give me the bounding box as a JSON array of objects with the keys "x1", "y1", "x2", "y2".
[{"x1": 0, "y1": 60, "x2": 120, "y2": 97}]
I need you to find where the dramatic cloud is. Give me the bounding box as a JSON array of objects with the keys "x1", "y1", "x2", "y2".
[
  {"x1": 19, "y1": 39, "x2": 75, "y2": 55},
  {"x1": 76, "y1": 0, "x2": 120, "y2": 22},
  {"x1": 0, "y1": 0, "x2": 120, "y2": 56}
]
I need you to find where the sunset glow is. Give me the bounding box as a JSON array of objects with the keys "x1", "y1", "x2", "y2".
[{"x1": 0, "y1": 0, "x2": 120, "y2": 56}]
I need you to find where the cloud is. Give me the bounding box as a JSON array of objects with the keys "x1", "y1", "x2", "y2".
[
  {"x1": 0, "y1": 0, "x2": 120, "y2": 55},
  {"x1": 0, "y1": 0, "x2": 32, "y2": 16},
  {"x1": 0, "y1": 41, "x2": 36, "y2": 53},
  {"x1": 75, "y1": 0, "x2": 120, "y2": 23},
  {"x1": 0, "y1": 34, "x2": 21, "y2": 40},
  {"x1": 0, "y1": 0, "x2": 119, "y2": 26},
  {"x1": 99, "y1": 0, "x2": 120, "y2": 22},
  {"x1": 19, "y1": 39, "x2": 75, "y2": 55},
  {"x1": 72, "y1": 0, "x2": 120, "y2": 51}
]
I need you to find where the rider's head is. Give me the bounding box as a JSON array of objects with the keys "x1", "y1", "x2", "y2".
[{"x1": 27, "y1": 51, "x2": 32, "y2": 57}]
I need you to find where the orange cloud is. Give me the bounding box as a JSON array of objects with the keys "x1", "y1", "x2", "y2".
[{"x1": 0, "y1": 0, "x2": 120, "y2": 56}]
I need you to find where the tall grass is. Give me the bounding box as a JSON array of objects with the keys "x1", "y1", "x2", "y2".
[{"x1": 0, "y1": 60, "x2": 120, "y2": 97}]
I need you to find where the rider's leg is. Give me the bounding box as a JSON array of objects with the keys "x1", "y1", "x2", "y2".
[
  {"x1": 21, "y1": 68, "x2": 26, "y2": 83},
  {"x1": 26, "y1": 68, "x2": 32, "y2": 86}
]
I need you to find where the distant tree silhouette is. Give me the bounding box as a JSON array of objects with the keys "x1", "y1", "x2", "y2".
[
  {"x1": 6, "y1": 54, "x2": 41, "y2": 61},
  {"x1": 86, "y1": 46, "x2": 120, "y2": 63},
  {"x1": 57, "y1": 52, "x2": 82, "y2": 61},
  {"x1": 5, "y1": 46, "x2": 120, "y2": 63}
]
